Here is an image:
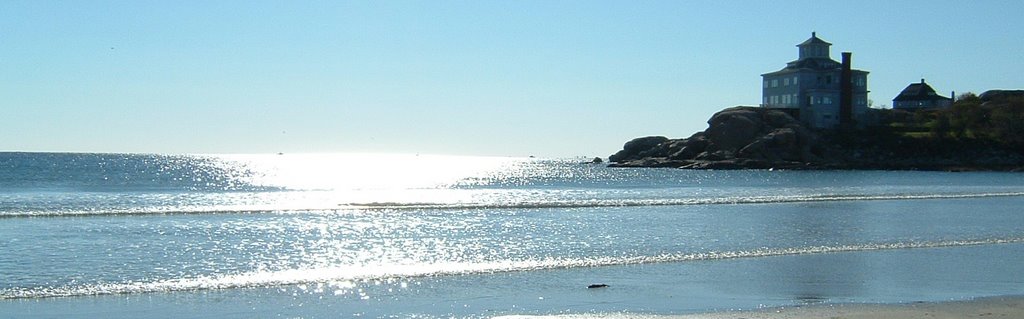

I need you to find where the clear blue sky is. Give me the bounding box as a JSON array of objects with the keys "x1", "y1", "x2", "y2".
[{"x1": 3, "y1": 1, "x2": 1022, "y2": 157}]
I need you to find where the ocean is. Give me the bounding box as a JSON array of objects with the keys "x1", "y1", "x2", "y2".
[{"x1": 2, "y1": 152, "x2": 1024, "y2": 318}]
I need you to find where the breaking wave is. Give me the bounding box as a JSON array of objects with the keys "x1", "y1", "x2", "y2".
[
  {"x1": 4, "y1": 237, "x2": 1023, "y2": 299},
  {"x1": 342, "y1": 191, "x2": 1024, "y2": 210},
  {"x1": 4, "y1": 191, "x2": 1024, "y2": 218}
]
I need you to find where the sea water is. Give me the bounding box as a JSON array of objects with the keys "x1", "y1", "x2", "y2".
[{"x1": 2, "y1": 152, "x2": 1024, "y2": 318}]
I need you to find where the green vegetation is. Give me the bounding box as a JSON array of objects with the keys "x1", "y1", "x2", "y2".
[
  {"x1": 873, "y1": 93, "x2": 1024, "y2": 148},
  {"x1": 821, "y1": 93, "x2": 1024, "y2": 170}
]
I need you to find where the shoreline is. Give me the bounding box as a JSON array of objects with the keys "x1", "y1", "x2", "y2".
[
  {"x1": 607, "y1": 159, "x2": 1024, "y2": 172},
  {"x1": 7, "y1": 242, "x2": 1024, "y2": 318},
  {"x1": 498, "y1": 295, "x2": 1024, "y2": 319},
  {"x1": 678, "y1": 295, "x2": 1024, "y2": 319}
]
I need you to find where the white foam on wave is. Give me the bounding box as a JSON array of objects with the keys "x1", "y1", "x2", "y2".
[
  {"x1": 4, "y1": 237, "x2": 1023, "y2": 299},
  {"x1": 5, "y1": 191, "x2": 1024, "y2": 218},
  {"x1": 345, "y1": 191, "x2": 1024, "y2": 210}
]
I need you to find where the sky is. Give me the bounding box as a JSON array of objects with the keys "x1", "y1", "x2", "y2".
[{"x1": 3, "y1": 1, "x2": 1023, "y2": 158}]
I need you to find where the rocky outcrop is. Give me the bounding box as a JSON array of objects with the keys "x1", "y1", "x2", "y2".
[
  {"x1": 979, "y1": 90, "x2": 1024, "y2": 103},
  {"x1": 608, "y1": 136, "x2": 669, "y2": 163},
  {"x1": 609, "y1": 107, "x2": 830, "y2": 169},
  {"x1": 607, "y1": 106, "x2": 1024, "y2": 171}
]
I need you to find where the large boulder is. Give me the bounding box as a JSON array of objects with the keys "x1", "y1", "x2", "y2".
[
  {"x1": 705, "y1": 107, "x2": 764, "y2": 152},
  {"x1": 608, "y1": 106, "x2": 827, "y2": 169},
  {"x1": 701, "y1": 107, "x2": 821, "y2": 164},
  {"x1": 608, "y1": 136, "x2": 670, "y2": 162}
]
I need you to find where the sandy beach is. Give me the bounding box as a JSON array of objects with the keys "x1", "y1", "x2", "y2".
[{"x1": 498, "y1": 295, "x2": 1024, "y2": 319}]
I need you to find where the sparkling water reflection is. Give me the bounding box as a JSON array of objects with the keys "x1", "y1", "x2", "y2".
[{"x1": 3, "y1": 153, "x2": 1024, "y2": 317}]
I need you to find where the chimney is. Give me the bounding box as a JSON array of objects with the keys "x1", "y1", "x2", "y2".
[{"x1": 839, "y1": 52, "x2": 853, "y2": 126}]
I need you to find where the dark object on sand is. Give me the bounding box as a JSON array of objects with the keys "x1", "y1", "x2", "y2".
[{"x1": 587, "y1": 284, "x2": 608, "y2": 289}]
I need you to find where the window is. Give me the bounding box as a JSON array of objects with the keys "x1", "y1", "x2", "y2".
[
  {"x1": 763, "y1": 97, "x2": 768, "y2": 105},
  {"x1": 771, "y1": 79, "x2": 778, "y2": 88},
  {"x1": 823, "y1": 97, "x2": 833, "y2": 105},
  {"x1": 783, "y1": 78, "x2": 790, "y2": 86},
  {"x1": 793, "y1": 77, "x2": 798, "y2": 85},
  {"x1": 764, "y1": 80, "x2": 769, "y2": 88}
]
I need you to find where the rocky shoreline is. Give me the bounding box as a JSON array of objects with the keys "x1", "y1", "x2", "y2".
[{"x1": 608, "y1": 106, "x2": 1024, "y2": 171}]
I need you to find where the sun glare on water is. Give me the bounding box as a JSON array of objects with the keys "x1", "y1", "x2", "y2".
[
  {"x1": 141, "y1": 153, "x2": 572, "y2": 213},
  {"x1": 218, "y1": 153, "x2": 529, "y2": 191}
]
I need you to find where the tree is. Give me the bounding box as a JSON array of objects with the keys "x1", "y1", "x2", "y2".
[{"x1": 988, "y1": 97, "x2": 1024, "y2": 147}]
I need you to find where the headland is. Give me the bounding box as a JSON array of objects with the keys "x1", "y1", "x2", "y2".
[{"x1": 608, "y1": 92, "x2": 1024, "y2": 171}]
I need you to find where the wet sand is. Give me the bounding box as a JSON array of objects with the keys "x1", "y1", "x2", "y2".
[
  {"x1": 677, "y1": 296, "x2": 1024, "y2": 319},
  {"x1": 498, "y1": 295, "x2": 1024, "y2": 319}
]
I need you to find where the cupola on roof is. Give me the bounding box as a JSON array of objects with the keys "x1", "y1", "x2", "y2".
[
  {"x1": 798, "y1": 32, "x2": 832, "y2": 46},
  {"x1": 797, "y1": 32, "x2": 832, "y2": 60}
]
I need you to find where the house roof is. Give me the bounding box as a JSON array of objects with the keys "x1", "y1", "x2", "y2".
[
  {"x1": 798, "y1": 32, "x2": 831, "y2": 46},
  {"x1": 893, "y1": 79, "x2": 951, "y2": 101},
  {"x1": 786, "y1": 57, "x2": 839, "y2": 70},
  {"x1": 761, "y1": 59, "x2": 836, "y2": 76},
  {"x1": 761, "y1": 32, "x2": 868, "y2": 77},
  {"x1": 762, "y1": 57, "x2": 872, "y2": 76}
]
